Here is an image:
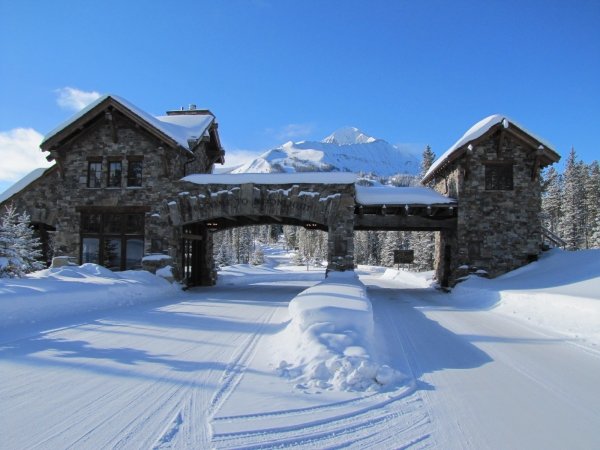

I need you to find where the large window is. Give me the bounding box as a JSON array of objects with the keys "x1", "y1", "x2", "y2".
[
  {"x1": 107, "y1": 161, "x2": 122, "y2": 187},
  {"x1": 485, "y1": 163, "x2": 513, "y2": 191},
  {"x1": 80, "y1": 211, "x2": 144, "y2": 270},
  {"x1": 127, "y1": 159, "x2": 143, "y2": 187},
  {"x1": 87, "y1": 161, "x2": 102, "y2": 188}
]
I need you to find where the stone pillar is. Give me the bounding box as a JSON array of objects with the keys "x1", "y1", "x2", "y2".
[{"x1": 327, "y1": 216, "x2": 355, "y2": 272}]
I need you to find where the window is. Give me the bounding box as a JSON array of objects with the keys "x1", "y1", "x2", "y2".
[
  {"x1": 127, "y1": 160, "x2": 143, "y2": 187},
  {"x1": 87, "y1": 161, "x2": 102, "y2": 188},
  {"x1": 107, "y1": 161, "x2": 122, "y2": 187},
  {"x1": 485, "y1": 163, "x2": 513, "y2": 190},
  {"x1": 80, "y1": 211, "x2": 144, "y2": 270}
]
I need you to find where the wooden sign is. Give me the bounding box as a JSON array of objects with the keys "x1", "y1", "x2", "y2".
[{"x1": 394, "y1": 250, "x2": 414, "y2": 264}]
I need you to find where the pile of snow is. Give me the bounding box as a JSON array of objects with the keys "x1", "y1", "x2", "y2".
[
  {"x1": 450, "y1": 249, "x2": 600, "y2": 349},
  {"x1": 355, "y1": 185, "x2": 456, "y2": 206},
  {"x1": 0, "y1": 264, "x2": 178, "y2": 333},
  {"x1": 274, "y1": 271, "x2": 405, "y2": 392}
]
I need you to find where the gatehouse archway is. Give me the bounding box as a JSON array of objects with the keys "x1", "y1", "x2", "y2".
[{"x1": 162, "y1": 173, "x2": 457, "y2": 287}]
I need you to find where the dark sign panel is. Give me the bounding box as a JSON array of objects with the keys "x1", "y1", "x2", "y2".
[{"x1": 394, "y1": 249, "x2": 414, "y2": 264}]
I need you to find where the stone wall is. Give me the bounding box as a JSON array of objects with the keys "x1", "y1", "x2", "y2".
[{"x1": 432, "y1": 130, "x2": 543, "y2": 282}]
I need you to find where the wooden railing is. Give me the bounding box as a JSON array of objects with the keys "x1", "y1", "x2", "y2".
[{"x1": 541, "y1": 226, "x2": 567, "y2": 249}]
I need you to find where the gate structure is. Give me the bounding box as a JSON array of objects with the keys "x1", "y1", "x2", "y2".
[{"x1": 163, "y1": 173, "x2": 457, "y2": 287}]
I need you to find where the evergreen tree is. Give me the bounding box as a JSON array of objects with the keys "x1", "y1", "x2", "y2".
[
  {"x1": 250, "y1": 245, "x2": 265, "y2": 265},
  {"x1": 0, "y1": 205, "x2": 43, "y2": 278},
  {"x1": 541, "y1": 166, "x2": 562, "y2": 234},
  {"x1": 420, "y1": 145, "x2": 436, "y2": 184},
  {"x1": 583, "y1": 161, "x2": 600, "y2": 248},
  {"x1": 560, "y1": 149, "x2": 586, "y2": 249}
]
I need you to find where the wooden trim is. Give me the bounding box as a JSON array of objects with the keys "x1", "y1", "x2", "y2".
[{"x1": 76, "y1": 205, "x2": 151, "y2": 213}]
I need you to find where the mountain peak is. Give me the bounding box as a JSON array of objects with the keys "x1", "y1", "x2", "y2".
[{"x1": 322, "y1": 127, "x2": 378, "y2": 145}]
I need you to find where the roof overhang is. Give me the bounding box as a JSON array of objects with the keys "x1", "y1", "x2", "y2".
[
  {"x1": 422, "y1": 116, "x2": 561, "y2": 184},
  {"x1": 41, "y1": 96, "x2": 195, "y2": 157}
]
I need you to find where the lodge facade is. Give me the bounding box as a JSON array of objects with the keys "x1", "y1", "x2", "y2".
[{"x1": 0, "y1": 96, "x2": 560, "y2": 287}]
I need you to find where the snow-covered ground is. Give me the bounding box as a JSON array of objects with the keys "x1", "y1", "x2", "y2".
[{"x1": 1, "y1": 246, "x2": 599, "y2": 448}]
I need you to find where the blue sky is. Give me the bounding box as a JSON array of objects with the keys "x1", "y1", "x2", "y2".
[{"x1": 1, "y1": 0, "x2": 598, "y2": 194}]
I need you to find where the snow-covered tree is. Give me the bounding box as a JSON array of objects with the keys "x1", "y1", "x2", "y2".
[
  {"x1": 541, "y1": 166, "x2": 562, "y2": 234},
  {"x1": 583, "y1": 161, "x2": 600, "y2": 248},
  {"x1": 0, "y1": 204, "x2": 44, "y2": 278},
  {"x1": 250, "y1": 245, "x2": 265, "y2": 265},
  {"x1": 420, "y1": 145, "x2": 436, "y2": 184},
  {"x1": 560, "y1": 148, "x2": 585, "y2": 250}
]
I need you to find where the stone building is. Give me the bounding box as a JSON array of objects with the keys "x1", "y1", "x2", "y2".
[
  {"x1": 421, "y1": 115, "x2": 560, "y2": 285},
  {"x1": 0, "y1": 95, "x2": 224, "y2": 272},
  {"x1": 1, "y1": 97, "x2": 560, "y2": 289}
]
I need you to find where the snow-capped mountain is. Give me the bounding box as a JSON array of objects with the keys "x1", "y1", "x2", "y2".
[{"x1": 230, "y1": 127, "x2": 419, "y2": 177}]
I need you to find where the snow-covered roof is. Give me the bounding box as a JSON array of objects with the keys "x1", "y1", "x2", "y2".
[
  {"x1": 0, "y1": 166, "x2": 55, "y2": 204},
  {"x1": 182, "y1": 172, "x2": 359, "y2": 185},
  {"x1": 423, "y1": 114, "x2": 559, "y2": 183},
  {"x1": 42, "y1": 95, "x2": 215, "y2": 151},
  {"x1": 355, "y1": 185, "x2": 456, "y2": 206}
]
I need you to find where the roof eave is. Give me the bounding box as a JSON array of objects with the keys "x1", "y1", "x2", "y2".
[{"x1": 41, "y1": 96, "x2": 186, "y2": 154}]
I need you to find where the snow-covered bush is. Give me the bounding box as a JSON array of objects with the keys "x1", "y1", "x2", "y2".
[{"x1": 0, "y1": 204, "x2": 44, "y2": 278}]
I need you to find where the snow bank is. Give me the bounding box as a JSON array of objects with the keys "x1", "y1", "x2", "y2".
[
  {"x1": 275, "y1": 271, "x2": 405, "y2": 392},
  {"x1": 0, "y1": 264, "x2": 178, "y2": 332},
  {"x1": 380, "y1": 268, "x2": 434, "y2": 288},
  {"x1": 355, "y1": 185, "x2": 455, "y2": 206},
  {"x1": 450, "y1": 249, "x2": 600, "y2": 349}
]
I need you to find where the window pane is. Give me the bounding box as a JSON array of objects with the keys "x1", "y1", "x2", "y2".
[
  {"x1": 125, "y1": 238, "x2": 144, "y2": 270},
  {"x1": 125, "y1": 214, "x2": 144, "y2": 234},
  {"x1": 88, "y1": 162, "x2": 102, "y2": 188},
  {"x1": 485, "y1": 164, "x2": 513, "y2": 190},
  {"x1": 82, "y1": 238, "x2": 100, "y2": 264},
  {"x1": 103, "y1": 214, "x2": 122, "y2": 234},
  {"x1": 103, "y1": 238, "x2": 122, "y2": 270},
  {"x1": 81, "y1": 213, "x2": 102, "y2": 233},
  {"x1": 127, "y1": 160, "x2": 143, "y2": 187},
  {"x1": 107, "y1": 161, "x2": 122, "y2": 187}
]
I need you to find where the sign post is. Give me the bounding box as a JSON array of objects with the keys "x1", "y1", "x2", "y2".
[{"x1": 393, "y1": 249, "x2": 414, "y2": 270}]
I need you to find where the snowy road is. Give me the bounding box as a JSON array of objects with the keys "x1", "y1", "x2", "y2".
[
  {"x1": 2, "y1": 268, "x2": 600, "y2": 449},
  {"x1": 366, "y1": 274, "x2": 600, "y2": 449}
]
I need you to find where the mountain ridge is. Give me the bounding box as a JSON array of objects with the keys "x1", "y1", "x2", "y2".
[{"x1": 230, "y1": 127, "x2": 420, "y2": 178}]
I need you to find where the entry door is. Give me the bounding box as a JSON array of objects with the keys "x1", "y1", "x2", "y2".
[{"x1": 182, "y1": 223, "x2": 206, "y2": 286}]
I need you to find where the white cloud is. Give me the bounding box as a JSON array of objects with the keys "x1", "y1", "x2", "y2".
[
  {"x1": 55, "y1": 87, "x2": 102, "y2": 111},
  {"x1": 265, "y1": 123, "x2": 315, "y2": 141},
  {"x1": 0, "y1": 128, "x2": 52, "y2": 183}
]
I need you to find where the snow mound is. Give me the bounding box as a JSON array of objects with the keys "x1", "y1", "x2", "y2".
[
  {"x1": 275, "y1": 271, "x2": 405, "y2": 392},
  {"x1": 0, "y1": 264, "x2": 179, "y2": 334},
  {"x1": 450, "y1": 249, "x2": 600, "y2": 349}
]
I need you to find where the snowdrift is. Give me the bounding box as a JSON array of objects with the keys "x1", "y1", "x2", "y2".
[
  {"x1": 274, "y1": 271, "x2": 405, "y2": 392},
  {"x1": 450, "y1": 249, "x2": 600, "y2": 349},
  {"x1": 0, "y1": 264, "x2": 178, "y2": 334}
]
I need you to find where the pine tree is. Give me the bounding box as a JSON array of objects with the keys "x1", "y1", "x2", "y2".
[
  {"x1": 250, "y1": 245, "x2": 265, "y2": 265},
  {"x1": 583, "y1": 161, "x2": 600, "y2": 249},
  {"x1": 0, "y1": 205, "x2": 43, "y2": 278},
  {"x1": 420, "y1": 145, "x2": 436, "y2": 184},
  {"x1": 541, "y1": 166, "x2": 562, "y2": 234},
  {"x1": 560, "y1": 148, "x2": 585, "y2": 250}
]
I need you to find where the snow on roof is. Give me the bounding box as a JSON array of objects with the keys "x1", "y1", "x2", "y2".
[
  {"x1": 0, "y1": 167, "x2": 53, "y2": 204},
  {"x1": 423, "y1": 114, "x2": 557, "y2": 181},
  {"x1": 355, "y1": 185, "x2": 455, "y2": 206},
  {"x1": 42, "y1": 95, "x2": 214, "y2": 151},
  {"x1": 182, "y1": 172, "x2": 359, "y2": 185}
]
